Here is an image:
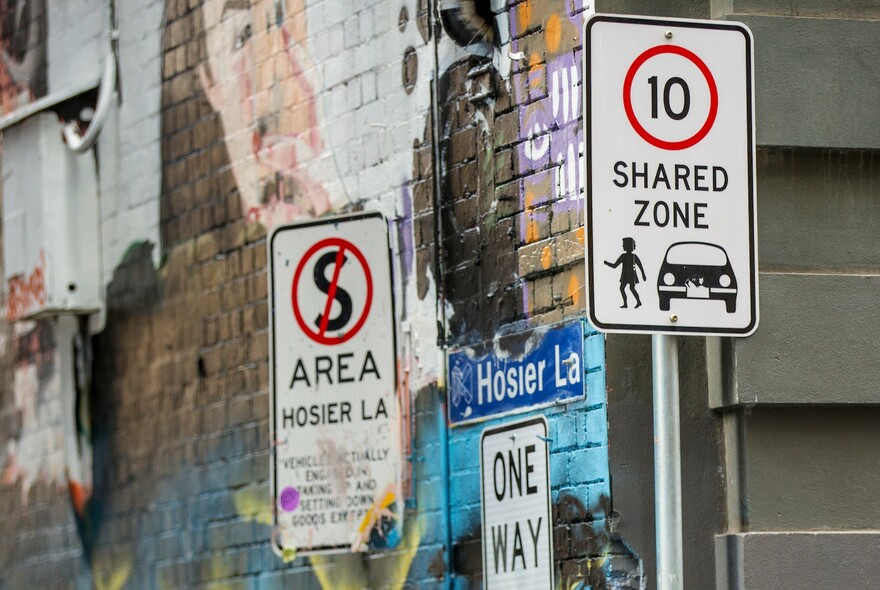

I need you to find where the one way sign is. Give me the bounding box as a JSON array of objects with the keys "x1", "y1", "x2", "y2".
[{"x1": 480, "y1": 416, "x2": 554, "y2": 590}]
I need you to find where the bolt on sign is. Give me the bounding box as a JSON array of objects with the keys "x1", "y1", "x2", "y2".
[
  {"x1": 269, "y1": 212, "x2": 403, "y2": 554},
  {"x1": 584, "y1": 15, "x2": 758, "y2": 336},
  {"x1": 481, "y1": 416, "x2": 554, "y2": 590}
]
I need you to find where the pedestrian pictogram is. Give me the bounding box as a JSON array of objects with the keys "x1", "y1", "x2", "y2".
[
  {"x1": 604, "y1": 237, "x2": 647, "y2": 309},
  {"x1": 584, "y1": 15, "x2": 758, "y2": 336},
  {"x1": 291, "y1": 238, "x2": 373, "y2": 345}
]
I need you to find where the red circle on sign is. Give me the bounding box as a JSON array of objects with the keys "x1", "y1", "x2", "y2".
[
  {"x1": 622, "y1": 44, "x2": 719, "y2": 151},
  {"x1": 291, "y1": 238, "x2": 373, "y2": 345}
]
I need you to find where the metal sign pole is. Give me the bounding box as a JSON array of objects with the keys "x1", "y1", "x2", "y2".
[{"x1": 652, "y1": 334, "x2": 684, "y2": 590}]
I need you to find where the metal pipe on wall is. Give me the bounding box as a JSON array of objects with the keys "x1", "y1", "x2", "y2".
[
  {"x1": 63, "y1": 0, "x2": 118, "y2": 153},
  {"x1": 430, "y1": 2, "x2": 453, "y2": 588}
]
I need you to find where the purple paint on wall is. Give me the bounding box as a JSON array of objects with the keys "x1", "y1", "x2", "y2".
[{"x1": 510, "y1": 9, "x2": 586, "y2": 244}]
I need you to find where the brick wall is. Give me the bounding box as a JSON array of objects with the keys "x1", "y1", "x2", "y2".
[
  {"x1": 424, "y1": 0, "x2": 643, "y2": 586},
  {"x1": 446, "y1": 325, "x2": 616, "y2": 588},
  {"x1": 0, "y1": 0, "x2": 632, "y2": 588}
]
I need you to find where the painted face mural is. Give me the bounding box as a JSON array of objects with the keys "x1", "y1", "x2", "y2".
[
  {"x1": 0, "y1": 0, "x2": 47, "y2": 115},
  {"x1": 199, "y1": 0, "x2": 330, "y2": 228}
]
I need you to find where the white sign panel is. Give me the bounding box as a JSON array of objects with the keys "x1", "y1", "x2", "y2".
[
  {"x1": 585, "y1": 15, "x2": 758, "y2": 335},
  {"x1": 269, "y1": 212, "x2": 403, "y2": 554},
  {"x1": 481, "y1": 416, "x2": 554, "y2": 590}
]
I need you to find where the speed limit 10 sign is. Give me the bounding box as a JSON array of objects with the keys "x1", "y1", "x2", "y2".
[{"x1": 584, "y1": 15, "x2": 758, "y2": 336}]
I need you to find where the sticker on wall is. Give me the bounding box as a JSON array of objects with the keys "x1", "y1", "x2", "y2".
[
  {"x1": 480, "y1": 416, "x2": 555, "y2": 590},
  {"x1": 268, "y1": 212, "x2": 403, "y2": 555},
  {"x1": 448, "y1": 321, "x2": 585, "y2": 426}
]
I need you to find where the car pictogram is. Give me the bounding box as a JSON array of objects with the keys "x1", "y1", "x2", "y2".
[{"x1": 657, "y1": 242, "x2": 737, "y2": 313}]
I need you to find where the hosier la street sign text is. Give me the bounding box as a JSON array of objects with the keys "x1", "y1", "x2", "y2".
[
  {"x1": 584, "y1": 15, "x2": 758, "y2": 336},
  {"x1": 447, "y1": 321, "x2": 585, "y2": 426},
  {"x1": 269, "y1": 212, "x2": 403, "y2": 555}
]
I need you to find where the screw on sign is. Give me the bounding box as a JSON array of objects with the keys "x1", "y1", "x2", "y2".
[{"x1": 291, "y1": 238, "x2": 373, "y2": 345}]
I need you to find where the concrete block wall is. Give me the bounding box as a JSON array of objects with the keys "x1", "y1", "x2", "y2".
[{"x1": 713, "y1": 7, "x2": 880, "y2": 589}]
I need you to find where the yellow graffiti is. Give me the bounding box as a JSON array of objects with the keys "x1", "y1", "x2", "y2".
[
  {"x1": 565, "y1": 553, "x2": 610, "y2": 590},
  {"x1": 524, "y1": 189, "x2": 540, "y2": 244},
  {"x1": 310, "y1": 516, "x2": 423, "y2": 590},
  {"x1": 528, "y1": 52, "x2": 543, "y2": 88},
  {"x1": 567, "y1": 271, "x2": 581, "y2": 307},
  {"x1": 526, "y1": 221, "x2": 539, "y2": 244},
  {"x1": 545, "y1": 13, "x2": 562, "y2": 53},
  {"x1": 232, "y1": 487, "x2": 299, "y2": 561},
  {"x1": 208, "y1": 555, "x2": 235, "y2": 584},
  {"x1": 281, "y1": 546, "x2": 298, "y2": 563},
  {"x1": 92, "y1": 552, "x2": 132, "y2": 590},
  {"x1": 541, "y1": 245, "x2": 553, "y2": 270},
  {"x1": 159, "y1": 551, "x2": 238, "y2": 589},
  {"x1": 234, "y1": 487, "x2": 273, "y2": 526},
  {"x1": 358, "y1": 490, "x2": 395, "y2": 534},
  {"x1": 156, "y1": 543, "x2": 245, "y2": 590},
  {"x1": 517, "y1": 0, "x2": 532, "y2": 31}
]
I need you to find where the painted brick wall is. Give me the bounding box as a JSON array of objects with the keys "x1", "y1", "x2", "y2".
[
  {"x1": 99, "y1": 0, "x2": 165, "y2": 274},
  {"x1": 0, "y1": 320, "x2": 90, "y2": 588},
  {"x1": 421, "y1": 0, "x2": 643, "y2": 586},
  {"x1": 0, "y1": 0, "x2": 109, "y2": 582},
  {"x1": 1, "y1": 1, "x2": 871, "y2": 588},
  {"x1": 0, "y1": 0, "x2": 631, "y2": 588},
  {"x1": 446, "y1": 325, "x2": 614, "y2": 589}
]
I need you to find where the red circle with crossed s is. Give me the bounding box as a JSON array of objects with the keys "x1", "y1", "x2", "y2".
[{"x1": 291, "y1": 238, "x2": 373, "y2": 345}]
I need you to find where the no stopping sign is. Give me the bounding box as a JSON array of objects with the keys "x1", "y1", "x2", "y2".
[
  {"x1": 291, "y1": 237, "x2": 373, "y2": 345},
  {"x1": 268, "y1": 212, "x2": 403, "y2": 555}
]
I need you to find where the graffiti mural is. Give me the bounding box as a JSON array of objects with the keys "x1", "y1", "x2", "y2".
[
  {"x1": 198, "y1": 0, "x2": 337, "y2": 228},
  {"x1": 0, "y1": 0, "x2": 46, "y2": 115},
  {"x1": 0, "y1": 0, "x2": 631, "y2": 587},
  {"x1": 5, "y1": 248, "x2": 45, "y2": 321},
  {"x1": 511, "y1": 1, "x2": 585, "y2": 246},
  {"x1": 0, "y1": 320, "x2": 61, "y2": 499}
]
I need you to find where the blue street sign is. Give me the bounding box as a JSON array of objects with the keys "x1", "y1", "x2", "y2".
[{"x1": 448, "y1": 321, "x2": 586, "y2": 426}]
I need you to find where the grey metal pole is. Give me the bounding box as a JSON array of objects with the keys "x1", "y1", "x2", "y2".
[{"x1": 652, "y1": 334, "x2": 684, "y2": 590}]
